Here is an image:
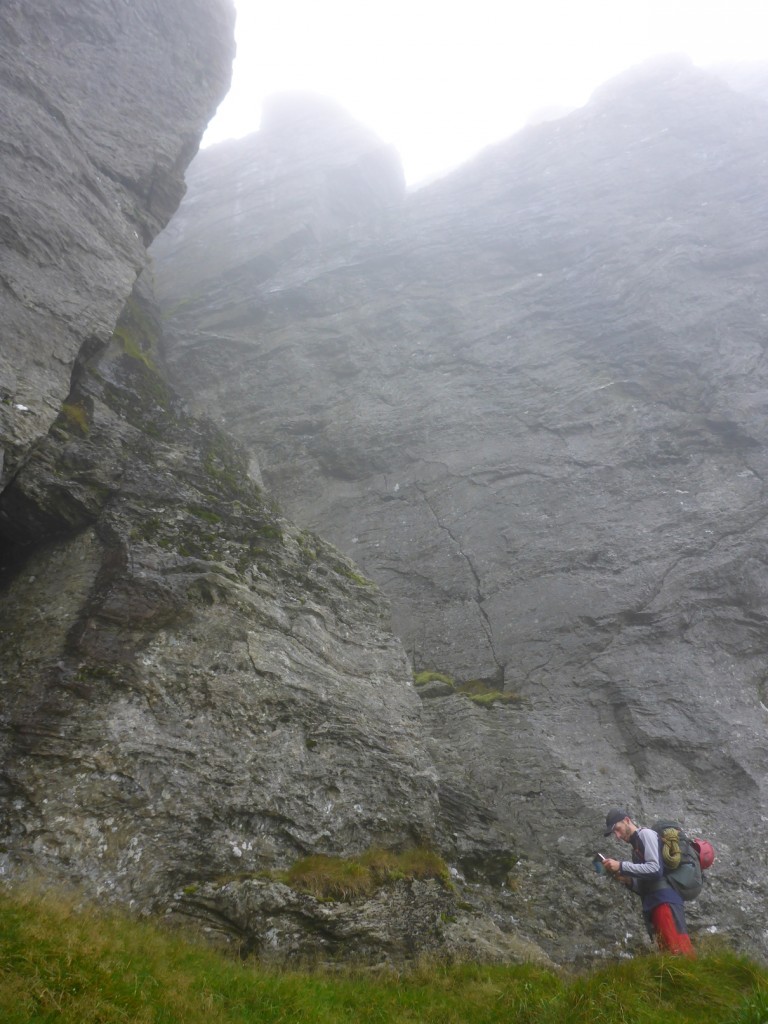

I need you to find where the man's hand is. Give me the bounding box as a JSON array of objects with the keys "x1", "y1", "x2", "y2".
[{"x1": 603, "y1": 858, "x2": 621, "y2": 874}]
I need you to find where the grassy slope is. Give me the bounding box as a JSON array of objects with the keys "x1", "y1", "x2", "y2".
[{"x1": 1, "y1": 888, "x2": 766, "y2": 1024}]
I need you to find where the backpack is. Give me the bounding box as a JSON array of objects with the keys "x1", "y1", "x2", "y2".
[{"x1": 651, "y1": 820, "x2": 715, "y2": 901}]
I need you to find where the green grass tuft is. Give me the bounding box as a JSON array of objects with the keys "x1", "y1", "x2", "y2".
[
  {"x1": 339, "y1": 567, "x2": 375, "y2": 587},
  {"x1": 59, "y1": 401, "x2": 90, "y2": 435},
  {"x1": 413, "y1": 672, "x2": 522, "y2": 707},
  {"x1": 413, "y1": 670, "x2": 454, "y2": 686},
  {"x1": 1, "y1": 886, "x2": 766, "y2": 1023},
  {"x1": 276, "y1": 846, "x2": 451, "y2": 900}
]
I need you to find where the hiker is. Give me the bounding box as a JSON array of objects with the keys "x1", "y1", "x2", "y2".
[{"x1": 602, "y1": 807, "x2": 696, "y2": 958}]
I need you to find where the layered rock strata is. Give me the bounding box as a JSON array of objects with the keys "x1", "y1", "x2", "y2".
[
  {"x1": 0, "y1": 0, "x2": 234, "y2": 487},
  {"x1": 0, "y1": 283, "x2": 442, "y2": 903},
  {"x1": 171, "y1": 875, "x2": 555, "y2": 968},
  {"x1": 4, "y1": 3, "x2": 768, "y2": 962}
]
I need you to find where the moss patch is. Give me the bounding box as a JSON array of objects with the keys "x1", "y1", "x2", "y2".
[
  {"x1": 457, "y1": 679, "x2": 523, "y2": 706},
  {"x1": 414, "y1": 670, "x2": 455, "y2": 686},
  {"x1": 276, "y1": 846, "x2": 452, "y2": 901},
  {"x1": 59, "y1": 401, "x2": 90, "y2": 435},
  {"x1": 414, "y1": 670, "x2": 522, "y2": 707}
]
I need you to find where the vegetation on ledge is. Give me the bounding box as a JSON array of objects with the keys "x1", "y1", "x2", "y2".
[
  {"x1": 1, "y1": 886, "x2": 766, "y2": 1023},
  {"x1": 276, "y1": 846, "x2": 452, "y2": 900},
  {"x1": 58, "y1": 400, "x2": 91, "y2": 435},
  {"x1": 413, "y1": 670, "x2": 522, "y2": 707}
]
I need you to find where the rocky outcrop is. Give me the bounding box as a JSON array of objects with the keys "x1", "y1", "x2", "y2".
[
  {"x1": 0, "y1": 0, "x2": 542, "y2": 968},
  {"x1": 171, "y1": 876, "x2": 555, "y2": 968},
  {"x1": 0, "y1": 282, "x2": 442, "y2": 903},
  {"x1": 152, "y1": 92, "x2": 405, "y2": 315},
  {"x1": 152, "y1": 56, "x2": 768, "y2": 958},
  {"x1": 0, "y1": 0, "x2": 234, "y2": 488}
]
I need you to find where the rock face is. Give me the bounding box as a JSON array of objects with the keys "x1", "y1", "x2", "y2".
[
  {"x1": 153, "y1": 92, "x2": 405, "y2": 308},
  {"x1": 171, "y1": 875, "x2": 555, "y2": 968},
  {"x1": 0, "y1": 0, "x2": 234, "y2": 488},
  {"x1": 0, "y1": 284, "x2": 441, "y2": 904},
  {"x1": 4, "y1": 9, "x2": 768, "y2": 966},
  {"x1": 0, "y1": 0, "x2": 549, "y2": 969},
  {"x1": 152, "y1": 56, "x2": 768, "y2": 958},
  {"x1": 0, "y1": 0, "x2": 445, "y2": 920}
]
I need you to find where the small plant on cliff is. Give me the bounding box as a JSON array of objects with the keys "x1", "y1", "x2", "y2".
[
  {"x1": 413, "y1": 671, "x2": 521, "y2": 707},
  {"x1": 413, "y1": 670, "x2": 454, "y2": 686},
  {"x1": 278, "y1": 846, "x2": 451, "y2": 901},
  {"x1": 112, "y1": 293, "x2": 160, "y2": 373},
  {"x1": 59, "y1": 401, "x2": 90, "y2": 435},
  {"x1": 340, "y1": 567, "x2": 375, "y2": 587},
  {"x1": 465, "y1": 689, "x2": 521, "y2": 706},
  {"x1": 115, "y1": 327, "x2": 158, "y2": 372},
  {"x1": 457, "y1": 679, "x2": 523, "y2": 707}
]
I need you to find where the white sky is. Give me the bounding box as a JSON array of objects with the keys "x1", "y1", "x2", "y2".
[{"x1": 202, "y1": 0, "x2": 768, "y2": 185}]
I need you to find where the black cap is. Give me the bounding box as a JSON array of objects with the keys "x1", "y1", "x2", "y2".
[{"x1": 604, "y1": 807, "x2": 629, "y2": 835}]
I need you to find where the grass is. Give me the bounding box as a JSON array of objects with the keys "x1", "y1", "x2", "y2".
[
  {"x1": 413, "y1": 671, "x2": 522, "y2": 707},
  {"x1": 59, "y1": 401, "x2": 90, "y2": 435},
  {"x1": 1, "y1": 886, "x2": 767, "y2": 1023},
  {"x1": 413, "y1": 671, "x2": 454, "y2": 686},
  {"x1": 276, "y1": 847, "x2": 452, "y2": 900}
]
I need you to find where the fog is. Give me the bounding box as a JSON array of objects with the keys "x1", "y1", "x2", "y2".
[{"x1": 203, "y1": 0, "x2": 768, "y2": 184}]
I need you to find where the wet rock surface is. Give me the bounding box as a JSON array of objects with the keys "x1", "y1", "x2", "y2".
[
  {"x1": 2, "y1": 5, "x2": 767, "y2": 965},
  {"x1": 0, "y1": 276, "x2": 530, "y2": 961},
  {"x1": 153, "y1": 57, "x2": 768, "y2": 958},
  {"x1": 170, "y1": 876, "x2": 555, "y2": 968},
  {"x1": 0, "y1": 2, "x2": 523, "y2": 967},
  {"x1": 0, "y1": 281, "x2": 443, "y2": 907},
  {"x1": 0, "y1": 0, "x2": 234, "y2": 485}
]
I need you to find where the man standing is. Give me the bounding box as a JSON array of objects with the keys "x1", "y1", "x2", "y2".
[{"x1": 602, "y1": 807, "x2": 695, "y2": 958}]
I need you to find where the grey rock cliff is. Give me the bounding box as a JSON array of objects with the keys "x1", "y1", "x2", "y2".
[
  {"x1": 152, "y1": 56, "x2": 768, "y2": 958},
  {"x1": 4, "y1": 5, "x2": 767, "y2": 964},
  {"x1": 0, "y1": 0, "x2": 234, "y2": 487},
  {"x1": 170, "y1": 875, "x2": 554, "y2": 968},
  {"x1": 0, "y1": 0, "x2": 550, "y2": 968},
  {"x1": 0, "y1": 284, "x2": 441, "y2": 903},
  {"x1": 152, "y1": 92, "x2": 405, "y2": 307}
]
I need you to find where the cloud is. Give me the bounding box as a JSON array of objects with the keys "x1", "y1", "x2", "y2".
[{"x1": 203, "y1": 0, "x2": 768, "y2": 183}]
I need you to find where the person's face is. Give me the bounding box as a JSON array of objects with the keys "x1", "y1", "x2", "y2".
[{"x1": 611, "y1": 818, "x2": 633, "y2": 843}]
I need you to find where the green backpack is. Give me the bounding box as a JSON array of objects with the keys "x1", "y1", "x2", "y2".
[{"x1": 651, "y1": 820, "x2": 704, "y2": 901}]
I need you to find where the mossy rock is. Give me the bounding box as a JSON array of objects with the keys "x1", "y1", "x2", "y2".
[
  {"x1": 465, "y1": 689, "x2": 523, "y2": 707},
  {"x1": 413, "y1": 670, "x2": 455, "y2": 687},
  {"x1": 59, "y1": 401, "x2": 90, "y2": 435},
  {"x1": 274, "y1": 846, "x2": 452, "y2": 901},
  {"x1": 456, "y1": 678, "x2": 523, "y2": 707}
]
